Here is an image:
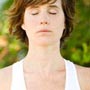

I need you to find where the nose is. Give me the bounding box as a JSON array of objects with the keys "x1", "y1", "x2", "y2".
[
  {"x1": 40, "y1": 11, "x2": 49, "y2": 25},
  {"x1": 40, "y1": 21, "x2": 48, "y2": 25}
]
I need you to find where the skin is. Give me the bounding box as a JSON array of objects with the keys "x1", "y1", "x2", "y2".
[
  {"x1": 0, "y1": 0, "x2": 90, "y2": 90},
  {"x1": 21, "y1": 0, "x2": 65, "y2": 73}
]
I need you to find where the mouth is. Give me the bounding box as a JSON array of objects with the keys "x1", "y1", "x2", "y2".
[{"x1": 37, "y1": 29, "x2": 52, "y2": 33}]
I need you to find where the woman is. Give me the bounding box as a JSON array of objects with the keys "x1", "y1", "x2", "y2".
[{"x1": 0, "y1": 0, "x2": 90, "y2": 90}]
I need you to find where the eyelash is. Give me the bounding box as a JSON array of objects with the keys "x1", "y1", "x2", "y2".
[
  {"x1": 31, "y1": 12, "x2": 57, "y2": 15},
  {"x1": 49, "y1": 12, "x2": 57, "y2": 15}
]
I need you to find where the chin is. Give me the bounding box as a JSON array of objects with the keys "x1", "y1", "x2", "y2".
[
  {"x1": 32, "y1": 36, "x2": 59, "y2": 46},
  {"x1": 35, "y1": 40, "x2": 53, "y2": 46}
]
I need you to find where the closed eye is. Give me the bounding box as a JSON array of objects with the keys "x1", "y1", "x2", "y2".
[
  {"x1": 31, "y1": 12, "x2": 57, "y2": 15},
  {"x1": 48, "y1": 8, "x2": 58, "y2": 15},
  {"x1": 32, "y1": 12, "x2": 57, "y2": 15},
  {"x1": 49, "y1": 12, "x2": 57, "y2": 15},
  {"x1": 30, "y1": 8, "x2": 39, "y2": 15},
  {"x1": 31, "y1": 13, "x2": 39, "y2": 15}
]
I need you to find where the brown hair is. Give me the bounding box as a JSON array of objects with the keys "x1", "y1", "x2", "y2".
[{"x1": 8, "y1": 0, "x2": 75, "y2": 47}]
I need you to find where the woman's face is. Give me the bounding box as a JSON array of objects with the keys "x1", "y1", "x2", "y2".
[{"x1": 21, "y1": 0, "x2": 65, "y2": 46}]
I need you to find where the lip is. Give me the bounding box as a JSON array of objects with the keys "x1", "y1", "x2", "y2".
[{"x1": 37, "y1": 29, "x2": 52, "y2": 33}]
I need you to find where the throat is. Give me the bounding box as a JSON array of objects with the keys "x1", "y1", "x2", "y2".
[{"x1": 23, "y1": 58, "x2": 65, "y2": 75}]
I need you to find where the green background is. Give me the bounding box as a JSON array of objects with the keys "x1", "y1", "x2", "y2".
[{"x1": 0, "y1": 0, "x2": 90, "y2": 68}]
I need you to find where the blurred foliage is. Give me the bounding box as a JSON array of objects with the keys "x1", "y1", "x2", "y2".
[
  {"x1": 61, "y1": 0, "x2": 90, "y2": 67},
  {"x1": 0, "y1": 0, "x2": 28, "y2": 68},
  {"x1": 0, "y1": 0, "x2": 90, "y2": 68}
]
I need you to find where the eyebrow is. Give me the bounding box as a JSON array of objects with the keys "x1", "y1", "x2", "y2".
[
  {"x1": 29, "y1": 4, "x2": 60, "y2": 9},
  {"x1": 48, "y1": 5, "x2": 60, "y2": 9}
]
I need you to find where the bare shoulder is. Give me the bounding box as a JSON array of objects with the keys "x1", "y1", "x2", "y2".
[
  {"x1": 75, "y1": 64, "x2": 90, "y2": 90},
  {"x1": 0, "y1": 65, "x2": 12, "y2": 90}
]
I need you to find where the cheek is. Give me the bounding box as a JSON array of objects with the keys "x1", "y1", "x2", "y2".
[
  {"x1": 51, "y1": 15, "x2": 65, "y2": 38},
  {"x1": 24, "y1": 13, "x2": 39, "y2": 29},
  {"x1": 50, "y1": 12, "x2": 65, "y2": 28},
  {"x1": 52, "y1": 16, "x2": 65, "y2": 30},
  {"x1": 25, "y1": 18, "x2": 38, "y2": 28}
]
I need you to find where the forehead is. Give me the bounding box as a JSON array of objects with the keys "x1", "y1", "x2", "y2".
[
  {"x1": 50, "y1": 0, "x2": 62, "y2": 8},
  {"x1": 52, "y1": 0, "x2": 61, "y2": 5},
  {"x1": 25, "y1": 0, "x2": 62, "y2": 8}
]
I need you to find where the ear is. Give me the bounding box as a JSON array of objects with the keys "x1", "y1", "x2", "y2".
[{"x1": 21, "y1": 24, "x2": 26, "y2": 30}]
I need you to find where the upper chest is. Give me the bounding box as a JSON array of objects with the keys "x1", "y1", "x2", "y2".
[{"x1": 24, "y1": 71, "x2": 66, "y2": 90}]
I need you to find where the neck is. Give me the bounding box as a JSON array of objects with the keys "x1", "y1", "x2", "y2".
[{"x1": 23, "y1": 42, "x2": 64, "y2": 73}]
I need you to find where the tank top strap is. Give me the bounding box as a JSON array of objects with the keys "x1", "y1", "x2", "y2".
[
  {"x1": 11, "y1": 59, "x2": 26, "y2": 90},
  {"x1": 11, "y1": 59, "x2": 81, "y2": 90},
  {"x1": 64, "y1": 59, "x2": 81, "y2": 90}
]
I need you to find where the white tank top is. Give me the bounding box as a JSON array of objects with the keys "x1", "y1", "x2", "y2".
[{"x1": 11, "y1": 59, "x2": 81, "y2": 90}]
